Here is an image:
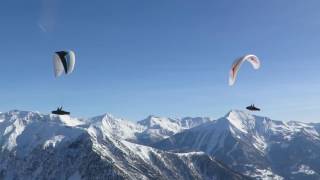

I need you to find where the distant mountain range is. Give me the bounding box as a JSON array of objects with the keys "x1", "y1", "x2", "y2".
[{"x1": 0, "y1": 109, "x2": 319, "y2": 179}]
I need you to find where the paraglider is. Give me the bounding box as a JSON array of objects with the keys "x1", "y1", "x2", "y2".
[
  {"x1": 229, "y1": 54, "x2": 262, "y2": 111},
  {"x1": 229, "y1": 54, "x2": 260, "y2": 86},
  {"x1": 52, "y1": 50, "x2": 75, "y2": 115}
]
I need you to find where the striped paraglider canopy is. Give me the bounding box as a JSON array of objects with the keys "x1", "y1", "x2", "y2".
[{"x1": 229, "y1": 54, "x2": 260, "y2": 86}]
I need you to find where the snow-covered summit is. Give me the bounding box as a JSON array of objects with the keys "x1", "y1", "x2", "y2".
[
  {"x1": 136, "y1": 115, "x2": 212, "y2": 144},
  {"x1": 139, "y1": 115, "x2": 212, "y2": 130},
  {"x1": 155, "y1": 109, "x2": 320, "y2": 180},
  {"x1": 225, "y1": 110, "x2": 257, "y2": 134},
  {"x1": 0, "y1": 110, "x2": 247, "y2": 180},
  {"x1": 180, "y1": 116, "x2": 212, "y2": 129},
  {"x1": 1, "y1": 109, "x2": 320, "y2": 179},
  {"x1": 89, "y1": 113, "x2": 145, "y2": 140},
  {"x1": 0, "y1": 110, "x2": 85, "y2": 158},
  {"x1": 138, "y1": 115, "x2": 182, "y2": 135}
]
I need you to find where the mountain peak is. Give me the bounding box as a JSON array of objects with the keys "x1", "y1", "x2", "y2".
[
  {"x1": 100, "y1": 113, "x2": 116, "y2": 120},
  {"x1": 225, "y1": 109, "x2": 253, "y2": 118},
  {"x1": 5, "y1": 109, "x2": 40, "y2": 117},
  {"x1": 138, "y1": 115, "x2": 178, "y2": 128},
  {"x1": 223, "y1": 110, "x2": 257, "y2": 134}
]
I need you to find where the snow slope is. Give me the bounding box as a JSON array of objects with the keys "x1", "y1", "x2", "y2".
[
  {"x1": 0, "y1": 110, "x2": 245, "y2": 180},
  {"x1": 154, "y1": 110, "x2": 320, "y2": 180},
  {"x1": 88, "y1": 114, "x2": 211, "y2": 145},
  {"x1": 137, "y1": 115, "x2": 211, "y2": 144},
  {"x1": 1, "y1": 109, "x2": 319, "y2": 180}
]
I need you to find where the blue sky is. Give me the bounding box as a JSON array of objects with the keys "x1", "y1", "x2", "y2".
[{"x1": 1, "y1": 0, "x2": 320, "y2": 122}]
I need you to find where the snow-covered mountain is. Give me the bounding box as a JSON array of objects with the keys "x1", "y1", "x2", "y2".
[
  {"x1": 136, "y1": 115, "x2": 211, "y2": 145},
  {"x1": 0, "y1": 110, "x2": 243, "y2": 180},
  {"x1": 1, "y1": 109, "x2": 320, "y2": 180},
  {"x1": 89, "y1": 114, "x2": 211, "y2": 145},
  {"x1": 154, "y1": 110, "x2": 320, "y2": 180},
  {"x1": 89, "y1": 113, "x2": 145, "y2": 141}
]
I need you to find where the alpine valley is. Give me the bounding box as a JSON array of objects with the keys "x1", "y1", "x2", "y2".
[{"x1": 0, "y1": 110, "x2": 319, "y2": 180}]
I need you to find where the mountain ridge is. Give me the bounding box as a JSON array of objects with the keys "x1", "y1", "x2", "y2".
[
  {"x1": 1, "y1": 109, "x2": 320, "y2": 179},
  {"x1": 154, "y1": 110, "x2": 320, "y2": 180},
  {"x1": 0, "y1": 109, "x2": 247, "y2": 180}
]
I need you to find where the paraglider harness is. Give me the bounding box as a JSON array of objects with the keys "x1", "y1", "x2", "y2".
[
  {"x1": 52, "y1": 106, "x2": 70, "y2": 115},
  {"x1": 246, "y1": 104, "x2": 260, "y2": 111}
]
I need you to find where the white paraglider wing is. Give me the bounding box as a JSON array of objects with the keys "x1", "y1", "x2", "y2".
[
  {"x1": 53, "y1": 54, "x2": 65, "y2": 77},
  {"x1": 66, "y1": 51, "x2": 75, "y2": 74},
  {"x1": 229, "y1": 54, "x2": 260, "y2": 86},
  {"x1": 53, "y1": 50, "x2": 76, "y2": 77}
]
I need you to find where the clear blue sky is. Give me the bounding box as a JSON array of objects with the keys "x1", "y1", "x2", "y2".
[{"x1": 1, "y1": 0, "x2": 320, "y2": 122}]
